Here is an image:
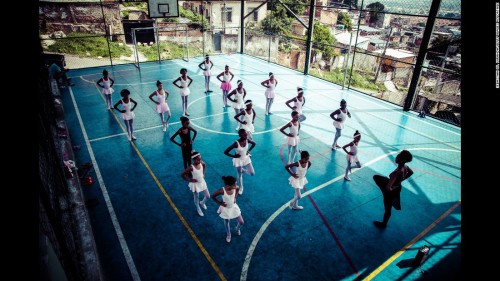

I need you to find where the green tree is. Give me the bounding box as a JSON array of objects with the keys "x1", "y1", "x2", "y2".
[
  {"x1": 179, "y1": 6, "x2": 208, "y2": 29},
  {"x1": 343, "y1": 0, "x2": 359, "y2": 9},
  {"x1": 366, "y1": 2, "x2": 385, "y2": 24},
  {"x1": 430, "y1": 35, "x2": 461, "y2": 54},
  {"x1": 262, "y1": 0, "x2": 308, "y2": 35},
  {"x1": 312, "y1": 22, "x2": 336, "y2": 59},
  {"x1": 337, "y1": 11, "x2": 352, "y2": 31}
]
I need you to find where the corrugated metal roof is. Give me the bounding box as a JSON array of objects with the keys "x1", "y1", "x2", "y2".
[
  {"x1": 366, "y1": 36, "x2": 385, "y2": 44},
  {"x1": 358, "y1": 25, "x2": 383, "y2": 33},
  {"x1": 335, "y1": 32, "x2": 370, "y2": 46},
  {"x1": 373, "y1": 48, "x2": 416, "y2": 59}
]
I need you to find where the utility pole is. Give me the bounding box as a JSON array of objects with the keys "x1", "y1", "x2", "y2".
[
  {"x1": 433, "y1": 44, "x2": 450, "y2": 94},
  {"x1": 222, "y1": 0, "x2": 226, "y2": 34},
  {"x1": 374, "y1": 27, "x2": 392, "y2": 83},
  {"x1": 304, "y1": 0, "x2": 316, "y2": 75},
  {"x1": 342, "y1": 31, "x2": 354, "y2": 90},
  {"x1": 202, "y1": 1, "x2": 205, "y2": 55}
]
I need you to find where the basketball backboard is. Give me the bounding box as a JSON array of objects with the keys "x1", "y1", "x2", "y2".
[{"x1": 147, "y1": 0, "x2": 179, "y2": 18}]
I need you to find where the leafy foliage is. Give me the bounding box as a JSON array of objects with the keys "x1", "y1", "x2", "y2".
[
  {"x1": 312, "y1": 22, "x2": 336, "y2": 59},
  {"x1": 343, "y1": 0, "x2": 359, "y2": 9},
  {"x1": 262, "y1": 0, "x2": 308, "y2": 35},
  {"x1": 46, "y1": 33, "x2": 131, "y2": 58},
  {"x1": 309, "y1": 67, "x2": 384, "y2": 91},
  {"x1": 337, "y1": 12, "x2": 353, "y2": 31},
  {"x1": 366, "y1": 2, "x2": 385, "y2": 24},
  {"x1": 137, "y1": 41, "x2": 203, "y2": 61},
  {"x1": 179, "y1": 6, "x2": 208, "y2": 29}
]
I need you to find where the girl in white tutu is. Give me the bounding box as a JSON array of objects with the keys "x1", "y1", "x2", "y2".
[
  {"x1": 224, "y1": 129, "x2": 256, "y2": 195},
  {"x1": 329, "y1": 99, "x2": 351, "y2": 150},
  {"x1": 261, "y1": 72, "x2": 278, "y2": 115},
  {"x1": 285, "y1": 150, "x2": 311, "y2": 210},
  {"x1": 173, "y1": 68, "x2": 193, "y2": 116},
  {"x1": 234, "y1": 100, "x2": 256, "y2": 140},
  {"x1": 227, "y1": 80, "x2": 247, "y2": 129},
  {"x1": 96, "y1": 69, "x2": 115, "y2": 110},
  {"x1": 113, "y1": 89, "x2": 138, "y2": 141},
  {"x1": 216, "y1": 65, "x2": 234, "y2": 107},
  {"x1": 285, "y1": 87, "x2": 306, "y2": 121},
  {"x1": 181, "y1": 151, "x2": 210, "y2": 217},
  {"x1": 341, "y1": 130, "x2": 362, "y2": 181},
  {"x1": 148, "y1": 80, "x2": 171, "y2": 132},
  {"x1": 211, "y1": 176, "x2": 244, "y2": 243},
  {"x1": 280, "y1": 111, "x2": 301, "y2": 164},
  {"x1": 198, "y1": 55, "x2": 213, "y2": 93}
]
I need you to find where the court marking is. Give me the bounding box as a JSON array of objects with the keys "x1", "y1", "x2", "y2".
[
  {"x1": 278, "y1": 143, "x2": 363, "y2": 277},
  {"x1": 187, "y1": 94, "x2": 286, "y2": 135},
  {"x1": 88, "y1": 112, "x2": 228, "y2": 142},
  {"x1": 240, "y1": 147, "x2": 460, "y2": 281},
  {"x1": 362, "y1": 199, "x2": 461, "y2": 281},
  {"x1": 80, "y1": 84, "x2": 228, "y2": 280},
  {"x1": 68, "y1": 87, "x2": 142, "y2": 281}
]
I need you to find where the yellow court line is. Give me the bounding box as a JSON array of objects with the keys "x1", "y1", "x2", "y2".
[
  {"x1": 363, "y1": 200, "x2": 461, "y2": 281},
  {"x1": 93, "y1": 84, "x2": 228, "y2": 281}
]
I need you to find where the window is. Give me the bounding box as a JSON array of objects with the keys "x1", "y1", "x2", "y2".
[
  {"x1": 248, "y1": 8, "x2": 258, "y2": 22},
  {"x1": 225, "y1": 7, "x2": 233, "y2": 22}
]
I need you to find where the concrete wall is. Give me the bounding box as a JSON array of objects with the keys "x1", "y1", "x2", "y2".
[
  {"x1": 39, "y1": 2, "x2": 125, "y2": 42},
  {"x1": 244, "y1": 34, "x2": 280, "y2": 61},
  {"x1": 352, "y1": 52, "x2": 378, "y2": 72},
  {"x1": 319, "y1": 9, "x2": 338, "y2": 25},
  {"x1": 277, "y1": 50, "x2": 306, "y2": 70},
  {"x1": 393, "y1": 67, "x2": 412, "y2": 87},
  {"x1": 221, "y1": 34, "x2": 240, "y2": 53}
]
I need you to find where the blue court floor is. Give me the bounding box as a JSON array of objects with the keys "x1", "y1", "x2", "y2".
[{"x1": 60, "y1": 54, "x2": 461, "y2": 281}]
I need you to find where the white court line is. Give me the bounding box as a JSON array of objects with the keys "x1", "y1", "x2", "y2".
[
  {"x1": 187, "y1": 94, "x2": 285, "y2": 135},
  {"x1": 240, "y1": 147, "x2": 460, "y2": 281},
  {"x1": 89, "y1": 111, "x2": 229, "y2": 142},
  {"x1": 68, "y1": 87, "x2": 142, "y2": 281}
]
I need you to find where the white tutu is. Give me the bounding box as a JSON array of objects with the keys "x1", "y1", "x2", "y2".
[
  {"x1": 121, "y1": 111, "x2": 135, "y2": 121},
  {"x1": 218, "y1": 204, "x2": 241, "y2": 219},
  {"x1": 264, "y1": 88, "x2": 275, "y2": 99},
  {"x1": 346, "y1": 154, "x2": 359, "y2": 163},
  {"x1": 180, "y1": 87, "x2": 190, "y2": 96},
  {"x1": 289, "y1": 176, "x2": 308, "y2": 190},
  {"x1": 103, "y1": 88, "x2": 114, "y2": 95},
  {"x1": 333, "y1": 120, "x2": 345, "y2": 129},
  {"x1": 285, "y1": 135, "x2": 300, "y2": 146},
  {"x1": 241, "y1": 123, "x2": 255, "y2": 133},
  {"x1": 156, "y1": 102, "x2": 170, "y2": 113},
  {"x1": 232, "y1": 155, "x2": 251, "y2": 167},
  {"x1": 188, "y1": 180, "x2": 208, "y2": 193}
]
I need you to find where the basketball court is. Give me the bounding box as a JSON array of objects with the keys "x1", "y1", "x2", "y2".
[{"x1": 58, "y1": 52, "x2": 461, "y2": 281}]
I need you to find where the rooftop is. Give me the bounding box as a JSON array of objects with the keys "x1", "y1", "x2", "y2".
[
  {"x1": 373, "y1": 48, "x2": 416, "y2": 59},
  {"x1": 334, "y1": 32, "x2": 371, "y2": 46},
  {"x1": 358, "y1": 25, "x2": 384, "y2": 33}
]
